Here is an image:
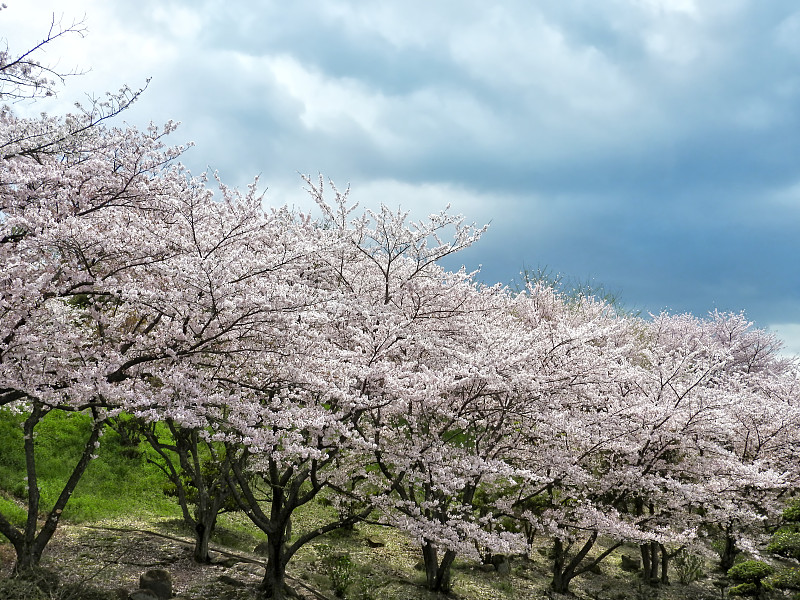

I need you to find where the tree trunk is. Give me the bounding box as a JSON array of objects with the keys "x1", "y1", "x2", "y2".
[
  {"x1": 550, "y1": 538, "x2": 569, "y2": 594},
  {"x1": 659, "y1": 543, "x2": 670, "y2": 585},
  {"x1": 260, "y1": 533, "x2": 288, "y2": 600},
  {"x1": 421, "y1": 541, "x2": 456, "y2": 592},
  {"x1": 719, "y1": 525, "x2": 739, "y2": 572},
  {"x1": 193, "y1": 521, "x2": 212, "y2": 564},
  {"x1": 10, "y1": 538, "x2": 46, "y2": 574},
  {"x1": 640, "y1": 542, "x2": 659, "y2": 583},
  {"x1": 550, "y1": 532, "x2": 605, "y2": 594}
]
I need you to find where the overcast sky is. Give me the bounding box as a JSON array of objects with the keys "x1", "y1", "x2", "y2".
[{"x1": 4, "y1": 0, "x2": 800, "y2": 354}]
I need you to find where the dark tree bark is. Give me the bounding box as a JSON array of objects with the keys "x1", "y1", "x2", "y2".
[
  {"x1": 719, "y1": 523, "x2": 740, "y2": 572},
  {"x1": 640, "y1": 541, "x2": 659, "y2": 583},
  {"x1": 549, "y1": 533, "x2": 623, "y2": 594},
  {"x1": 659, "y1": 543, "x2": 670, "y2": 584},
  {"x1": 421, "y1": 541, "x2": 457, "y2": 593}
]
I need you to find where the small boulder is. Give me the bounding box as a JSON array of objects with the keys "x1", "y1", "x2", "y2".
[
  {"x1": 254, "y1": 541, "x2": 271, "y2": 555},
  {"x1": 128, "y1": 590, "x2": 159, "y2": 600},
  {"x1": 217, "y1": 575, "x2": 246, "y2": 588},
  {"x1": 620, "y1": 554, "x2": 641, "y2": 572},
  {"x1": 492, "y1": 554, "x2": 512, "y2": 575},
  {"x1": 139, "y1": 569, "x2": 172, "y2": 600}
]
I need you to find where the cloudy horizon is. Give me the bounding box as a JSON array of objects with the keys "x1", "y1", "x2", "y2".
[{"x1": 3, "y1": 0, "x2": 799, "y2": 355}]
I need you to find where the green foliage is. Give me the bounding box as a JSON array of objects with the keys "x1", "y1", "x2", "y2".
[
  {"x1": 729, "y1": 582, "x2": 759, "y2": 597},
  {"x1": 0, "y1": 495, "x2": 26, "y2": 532},
  {"x1": 767, "y1": 531, "x2": 800, "y2": 560},
  {"x1": 767, "y1": 567, "x2": 800, "y2": 591},
  {"x1": 14, "y1": 569, "x2": 59, "y2": 597},
  {"x1": 0, "y1": 410, "x2": 25, "y2": 494},
  {"x1": 318, "y1": 544, "x2": 355, "y2": 597},
  {"x1": 0, "y1": 409, "x2": 179, "y2": 523},
  {"x1": 767, "y1": 500, "x2": 800, "y2": 561},
  {"x1": 673, "y1": 549, "x2": 704, "y2": 584},
  {"x1": 0, "y1": 576, "x2": 46, "y2": 600},
  {"x1": 727, "y1": 560, "x2": 774, "y2": 583},
  {"x1": 783, "y1": 500, "x2": 800, "y2": 524},
  {"x1": 727, "y1": 560, "x2": 774, "y2": 597},
  {"x1": 0, "y1": 572, "x2": 115, "y2": 600}
]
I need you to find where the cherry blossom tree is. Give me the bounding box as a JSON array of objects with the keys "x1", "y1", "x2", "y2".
[
  {"x1": 0, "y1": 105, "x2": 190, "y2": 570},
  {"x1": 135, "y1": 418, "x2": 236, "y2": 564},
  {"x1": 614, "y1": 313, "x2": 797, "y2": 584},
  {"x1": 214, "y1": 179, "x2": 491, "y2": 599},
  {"x1": 5, "y1": 12, "x2": 800, "y2": 596},
  {"x1": 501, "y1": 286, "x2": 647, "y2": 594},
  {"x1": 358, "y1": 278, "x2": 531, "y2": 592},
  {"x1": 1, "y1": 20, "x2": 321, "y2": 566}
]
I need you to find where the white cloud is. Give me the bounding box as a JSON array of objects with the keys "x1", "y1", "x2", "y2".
[
  {"x1": 448, "y1": 7, "x2": 638, "y2": 111},
  {"x1": 774, "y1": 11, "x2": 800, "y2": 57},
  {"x1": 769, "y1": 324, "x2": 800, "y2": 359},
  {"x1": 633, "y1": 0, "x2": 699, "y2": 17},
  {"x1": 256, "y1": 54, "x2": 389, "y2": 136}
]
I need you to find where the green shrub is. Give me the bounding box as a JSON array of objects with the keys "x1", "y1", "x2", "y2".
[
  {"x1": 767, "y1": 531, "x2": 800, "y2": 560},
  {"x1": 783, "y1": 500, "x2": 800, "y2": 524},
  {"x1": 673, "y1": 549, "x2": 704, "y2": 584},
  {"x1": 0, "y1": 577, "x2": 46, "y2": 600},
  {"x1": 727, "y1": 561, "x2": 774, "y2": 597},
  {"x1": 317, "y1": 545, "x2": 354, "y2": 598},
  {"x1": 727, "y1": 561, "x2": 774, "y2": 583},
  {"x1": 766, "y1": 567, "x2": 800, "y2": 591},
  {"x1": 729, "y1": 582, "x2": 758, "y2": 597}
]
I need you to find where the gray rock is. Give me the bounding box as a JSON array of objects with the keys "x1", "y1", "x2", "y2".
[
  {"x1": 492, "y1": 554, "x2": 512, "y2": 575},
  {"x1": 254, "y1": 541, "x2": 271, "y2": 555},
  {"x1": 128, "y1": 590, "x2": 159, "y2": 600},
  {"x1": 139, "y1": 569, "x2": 172, "y2": 600},
  {"x1": 620, "y1": 554, "x2": 641, "y2": 572},
  {"x1": 217, "y1": 575, "x2": 246, "y2": 588}
]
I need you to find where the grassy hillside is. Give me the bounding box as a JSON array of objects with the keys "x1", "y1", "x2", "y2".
[
  {"x1": 0, "y1": 410, "x2": 781, "y2": 599},
  {"x1": 0, "y1": 409, "x2": 181, "y2": 527}
]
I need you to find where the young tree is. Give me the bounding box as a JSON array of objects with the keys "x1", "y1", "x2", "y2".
[
  {"x1": 135, "y1": 418, "x2": 235, "y2": 563},
  {"x1": 1, "y1": 17, "x2": 309, "y2": 566}
]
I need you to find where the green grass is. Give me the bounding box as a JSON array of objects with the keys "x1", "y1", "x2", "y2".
[
  {"x1": 0, "y1": 409, "x2": 743, "y2": 600},
  {"x1": 0, "y1": 408, "x2": 180, "y2": 525}
]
